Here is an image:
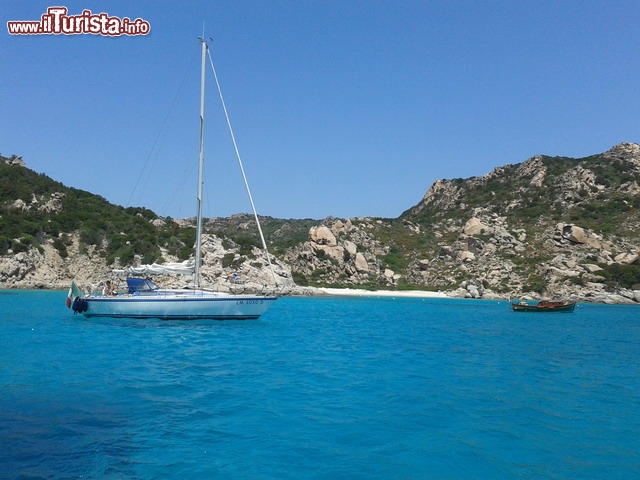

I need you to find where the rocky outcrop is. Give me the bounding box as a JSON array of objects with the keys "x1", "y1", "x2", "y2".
[
  {"x1": 0, "y1": 232, "x2": 300, "y2": 295},
  {"x1": 285, "y1": 217, "x2": 401, "y2": 287},
  {"x1": 279, "y1": 206, "x2": 639, "y2": 303},
  {"x1": 309, "y1": 225, "x2": 337, "y2": 246},
  {"x1": 387, "y1": 142, "x2": 640, "y2": 303},
  {"x1": 8, "y1": 192, "x2": 65, "y2": 213},
  {"x1": 3, "y1": 155, "x2": 25, "y2": 167},
  {"x1": 602, "y1": 142, "x2": 640, "y2": 168},
  {"x1": 0, "y1": 235, "x2": 110, "y2": 290}
]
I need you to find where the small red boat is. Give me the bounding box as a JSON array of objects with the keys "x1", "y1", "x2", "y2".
[{"x1": 511, "y1": 300, "x2": 576, "y2": 312}]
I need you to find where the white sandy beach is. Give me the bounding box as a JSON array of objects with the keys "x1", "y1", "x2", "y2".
[{"x1": 318, "y1": 287, "x2": 449, "y2": 298}]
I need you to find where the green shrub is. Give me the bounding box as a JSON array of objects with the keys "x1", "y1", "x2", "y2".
[
  {"x1": 292, "y1": 271, "x2": 308, "y2": 286},
  {"x1": 221, "y1": 253, "x2": 236, "y2": 268},
  {"x1": 523, "y1": 274, "x2": 546, "y2": 294},
  {"x1": 52, "y1": 236, "x2": 69, "y2": 258},
  {"x1": 381, "y1": 246, "x2": 407, "y2": 271},
  {"x1": 599, "y1": 262, "x2": 640, "y2": 289}
]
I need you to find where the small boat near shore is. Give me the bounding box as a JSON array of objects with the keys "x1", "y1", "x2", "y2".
[{"x1": 511, "y1": 300, "x2": 576, "y2": 313}]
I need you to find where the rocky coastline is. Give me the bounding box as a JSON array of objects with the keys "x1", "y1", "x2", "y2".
[
  {"x1": 1, "y1": 227, "x2": 637, "y2": 304},
  {"x1": 1, "y1": 144, "x2": 639, "y2": 304}
]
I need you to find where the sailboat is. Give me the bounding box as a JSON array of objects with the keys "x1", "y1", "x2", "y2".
[{"x1": 65, "y1": 38, "x2": 277, "y2": 320}]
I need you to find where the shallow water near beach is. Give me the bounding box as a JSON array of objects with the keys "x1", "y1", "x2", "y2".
[{"x1": 1, "y1": 290, "x2": 639, "y2": 479}]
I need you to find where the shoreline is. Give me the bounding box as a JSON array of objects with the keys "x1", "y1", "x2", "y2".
[
  {"x1": 317, "y1": 287, "x2": 450, "y2": 299},
  {"x1": 2, "y1": 286, "x2": 638, "y2": 305},
  {"x1": 310, "y1": 287, "x2": 639, "y2": 305}
]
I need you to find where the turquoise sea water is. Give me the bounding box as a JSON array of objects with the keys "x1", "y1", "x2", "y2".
[{"x1": 1, "y1": 290, "x2": 639, "y2": 479}]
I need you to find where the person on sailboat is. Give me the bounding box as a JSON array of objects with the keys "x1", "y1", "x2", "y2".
[{"x1": 102, "y1": 280, "x2": 117, "y2": 296}]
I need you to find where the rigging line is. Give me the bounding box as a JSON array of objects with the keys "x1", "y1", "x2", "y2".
[
  {"x1": 205, "y1": 45, "x2": 278, "y2": 286},
  {"x1": 127, "y1": 48, "x2": 199, "y2": 210}
]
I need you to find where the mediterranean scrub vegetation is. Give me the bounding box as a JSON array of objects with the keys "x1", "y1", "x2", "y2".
[
  {"x1": 0, "y1": 159, "x2": 194, "y2": 264},
  {"x1": 0, "y1": 156, "x2": 318, "y2": 267}
]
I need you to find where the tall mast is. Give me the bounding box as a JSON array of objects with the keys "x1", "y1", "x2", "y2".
[{"x1": 194, "y1": 37, "x2": 207, "y2": 288}]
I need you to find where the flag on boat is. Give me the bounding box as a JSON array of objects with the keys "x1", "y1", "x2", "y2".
[{"x1": 66, "y1": 281, "x2": 83, "y2": 308}]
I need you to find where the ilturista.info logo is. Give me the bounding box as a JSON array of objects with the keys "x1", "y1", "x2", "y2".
[{"x1": 7, "y1": 6, "x2": 150, "y2": 36}]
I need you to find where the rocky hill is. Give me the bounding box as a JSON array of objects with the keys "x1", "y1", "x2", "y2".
[
  {"x1": 1, "y1": 144, "x2": 639, "y2": 303},
  {"x1": 283, "y1": 143, "x2": 640, "y2": 302}
]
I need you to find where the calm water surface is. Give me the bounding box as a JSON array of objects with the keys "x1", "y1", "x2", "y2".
[{"x1": 1, "y1": 290, "x2": 639, "y2": 479}]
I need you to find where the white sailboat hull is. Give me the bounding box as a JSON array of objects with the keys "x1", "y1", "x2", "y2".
[{"x1": 80, "y1": 290, "x2": 277, "y2": 320}]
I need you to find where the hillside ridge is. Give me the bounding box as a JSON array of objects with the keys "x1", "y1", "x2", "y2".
[{"x1": 1, "y1": 144, "x2": 639, "y2": 303}]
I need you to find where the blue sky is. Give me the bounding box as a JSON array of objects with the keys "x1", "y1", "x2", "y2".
[{"x1": 2, "y1": 1, "x2": 639, "y2": 220}]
